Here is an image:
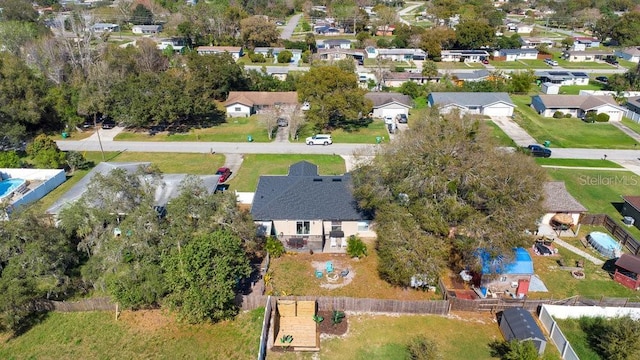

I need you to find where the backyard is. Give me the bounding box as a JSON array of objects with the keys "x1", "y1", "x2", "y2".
[
  {"x1": 511, "y1": 95, "x2": 639, "y2": 149},
  {"x1": 554, "y1": 318, "x2": 600, "y2": 360}
]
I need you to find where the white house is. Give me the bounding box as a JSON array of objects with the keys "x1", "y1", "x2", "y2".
[
  {"x1": 92, "y1": 23, "x2": 119, "y2": 32},
  {"x1": 615, "y1": 47, "x2": 640, "y2": 63},
  {"x1": 427, "y1": 92, "x2": 515, "y2": 117},
  {"x1": 519, "y1": 37, "x2": 554, "y2": 49},
  {"x1": 132, "y1": 25, "x2": 162, "y2": 34},
  {"x1": 364, "y1": 92, "x2": 413, "y2": 119},
  {"x1": 573, "y1": 36, "x2": 601, "y2": 48},
  {"x1": 253, "y1": 47, "x2": 302, "y2": 63},
  {"x1": 497, "y1": 48, "x2": 539, "y2": 61},
  {"x1": 531, "y1": 94, "x2": 626, "y2": 121},
  {"x1": 440, "y1": 50, "x2": 489, "y2": 63},
  {"x1": 224, "y1": 91, "x2": 299, "y2": 117},
  {"x1": 320, "y1": 39, "x2": 352, "y2": 49},
  {"x1": 535, "y1": 71, "x2": 589, "y2": 86},
  {"x1": 366, "y1": 47, "x2": 427, "y2": 61},
  {"x1": 516, "y1": 24, "x2": 534, "y2": 34},
  {"x1": 562, "y1": 50, "x2": 612, "y2": 62},
  {"x1": 195, "y1": 46, "x2": 244, "y2": 60}
]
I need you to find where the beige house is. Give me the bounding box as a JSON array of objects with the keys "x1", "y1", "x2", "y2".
[
  {"x1": 251, "y1": 161, "x2": 375, "y2": 253},
  {"x1": 224, "y1": 91, "x2": 298, "y2": 117},
  {"x1": 195, "y1": 46, "x2": 244, "y2": 60},
  {"x1": 531, "y1": 94, "x2": 626, "y2": 121}
]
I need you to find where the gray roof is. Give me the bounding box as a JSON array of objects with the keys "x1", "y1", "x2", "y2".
[
  {"x1": 543, "y1": 181, "x2": 587, "y2": 213},
  {"x1": 365, "y1": 92, "x2": 413, "y2": 108},
  {"x1": 251, "y1": 161, "x2": 368, "y2": 221},
  {"x1": 378, "y1": 48, "x2": 427, "y2": 56},
  {"x1": 322, "y1": 39, "x2": 352, "y2": 45},
  {"x1": 428, "y1": 92, "x2": 514, "y2": 107},
  {"x1": 500, "y1": 307, "x2": 546, "y2": 342},
  {"x1": 533, "y1": 94, "x2": 622, "y2": 111},
  {"x1": 500, "y1": 48, "x2": 538, "y2": 55},
  {"x1": 46, "y1": 162, "x2": 221, "y2": 215}
]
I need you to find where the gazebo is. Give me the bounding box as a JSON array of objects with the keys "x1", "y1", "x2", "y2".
[{"x1": 614, "y1": 254, "x2": 640, "y2": 290}]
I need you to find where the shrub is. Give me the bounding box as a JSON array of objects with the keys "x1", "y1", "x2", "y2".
[
  {"x1": 584, "y1": 112, "x2": 597, "y2": 123},
  {"x1": 26, "y1": 134, "x2": 66, "y2": 169},
  {"x1": 489, "y1": 339, "x2": 538, "y2": 360},
  {"x1": 580, "y1": 316, "x2": 640, "y2": 360},
  {"x1": 249, "y1": 53, "x2": 266, "y2": 63},
  {"x1": 0, "y1": 151, "x2": 23, "y2": 168},
  {"x1": 331, "y1": 310, "x2": 345, "y2": 325},
  {"x1": 596, "y1": 113, "x2": 610, "y2": 122},
  {"x1": 265, "y1": 237, "x2": 285, "y2": 258},
  {"x1": 277, "y1": 50, "x2": 293, "y2": 64},
  {"x1": 407, "y1": 335, "x2": 441, "y2": 360},
  {"x1": 553, "y1": 111, "x2": 564, "y2": 118},
  {"x1": 301, "y1": 20, "x2": 311, "y2": 32},
  {"x1": 564, "y1": 113, "x2": 572, "y2": 118},
  {"x1": 301, "y1": 50, "x2": 311, "y2": 64},
  {"x1": 346, "y1": 235, "x2": 367, "y2": 258}
]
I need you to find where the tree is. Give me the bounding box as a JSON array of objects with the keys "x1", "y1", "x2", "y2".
[
  {"x1": 429, "y1": 0, "x2": 461, "y2": 26},
  {"x1": 407, "y1": 335, "x2": 441, "y2": 360},
  {"x1": 66, "y1": 151, "x2": 92, "y2": 174},
  {"x1": 0, "y1": 21, "x2": 39, "y2": 56},
  {"x1": 0, "y1": 151, "x2": 22, "y2": 168},
  {"x1": 297, "y1": 65, "x2": 372, "y2": 130},
  {"x1": 240, "y1": 16, "x2": 280, "y2": 49},
  {"x1": 0, "y1": 0, "x2": 39, "y2": 22},
  {"x1": 420, "y1": 27, "x2": 456, "y2": 60},
  {"x1": 611, "y1": 12, "x2": 640, "y2": 46},
  {"x1": 131, "y1": 4, "x2": 154, "y2": 25},
  {"x1": 496, "y1": 34, "x2": 522, "y2": 50},
  {"x1": 561, "y1": 36, "x2": 575, "y2": 50},
  {"x1": 351, "y1": 114, "x2": 546, "y2": 286},
  {"x1": 277, "y1": 50, "x2": 293, "y2": 64},
  {"x1": 490, "y1": 339, "x2": 538, "y2": 360},
  {"x1": 509, "y1": 70, "x2": 536, "y2": 94},
  {"x1": 26, "y1": 134, "x2": 66, "y2": 169},
  {"x1": 162, "y1": 230, "x2": 252, "y2": 323},
  {"x1": 581, "y1": 316, "x2": 640, "y2": 360},
  {"x1": 455, "y1": 19, "x2": 495, "y2": 49},
  {"x1": 184, "y1": 51, "x2": 248, "y2": 101},
  {"x1": 422, "y1": 60, "x2": 439, "y2": 78},
  {"x1": 258, "y1": 107, "x2": 280, "y2": 140},
  {"x1": 373, "y1": 5, "x2": 397, "y2": 37}
]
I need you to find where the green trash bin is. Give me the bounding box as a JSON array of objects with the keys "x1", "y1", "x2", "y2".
[
  {"x1": 61, "y1": 132, "x2": 69, "y2": 139},
  {"x1": 375, "y1": 136, "x2": 382, "y2": 144},
  {"x1": 247, "y1": 135, "x2": 253, "y2": 142},
  {"x1": 543, "y1": 140, "x2": 551, "y2": 147}
]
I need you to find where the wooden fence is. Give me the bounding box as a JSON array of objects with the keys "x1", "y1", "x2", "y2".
[
  {"x1": 35, "y1": 297, "x2": 117, "y2": 312},
  {"x1": 580, "y1": 214, "x2": 640, "y2": 255},
  {"x1": 270, "y1": 296, "x2": 450, "y2": 315}
]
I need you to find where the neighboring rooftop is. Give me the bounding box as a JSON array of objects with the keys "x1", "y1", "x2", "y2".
[
  {"x1": 543, "y1": 181, "x2": 588, "y2": 213},
  {"x1": 364, "y1": 92, "x2": 412, "y2": 107},
  {"x1": 429, "y1": 92, "x2": 514, "y2": 107}
]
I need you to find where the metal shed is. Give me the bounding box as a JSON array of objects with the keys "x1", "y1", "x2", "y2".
[{"x1": 499, "y1": 307, "x2": 547, "y2": 355}]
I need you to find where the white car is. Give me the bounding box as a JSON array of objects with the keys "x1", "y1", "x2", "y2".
[
  {"x1": 545, "y1": 59, "x2": 558, "y2": 66},
  {"x1": 306, "y1": 134, "x2": 332, "y2": 145},
  {"x1": 384, "y1": 116, "x2": 394, "y2": 124}
]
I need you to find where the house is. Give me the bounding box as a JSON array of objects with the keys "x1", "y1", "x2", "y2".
[
  {"x1": 382, "y1": 72, "x2": 439, "y2": 87},
  {"x1": 535, "y1": 70, "x2": 589, "y2": 86},
  {"x1": 315, "y1": 26, "x2": 341, "y2": 35},
  {"x1": 320, "y1": 39, "x2": 352, "y2": 49},
  {"x1": 573, "y1": 36, "x2": 601, "y2": 48},
  {"x1": 132, "y1": 25, "x2": 162, "y2": 34},
  {"x1": 253, "y1": 47, "x2": 302, "y2": 63},
  {"x1": 496, "y1": 48, "x2": 538, "y2": 61},
  {"x1": 92, "y1": 23, "x2": 119, "y2": 32},
  {"x1": 156, "y1": 38, "x2": 187, "y2": 53},
  {"x1": 541, "y1": 83, "x2": 560, "y2": 95},
  {"x1": 427, "y1": 92, "x2": 515, "y2": 117},
  {"x1": 46, "y1": 162, "x2": 221, "y2": 216},
  {"x1": 626, "y1": 96, "x2": 640, "y2": 113},
  {"x1": 562, "y1": 50, "x2": 612, "y2": 62},
  {"x1": 364, "y1": 92, "x2": 412, "y2": 118},
  {"x1": 448, "y1": 69, "x2": 491, "y2": 84},
  {"x1": 531, "y1": 94, "x2": 626, "y2": 121},
  {"x1": 614, "y1": 254, "x2": 640, "y2": 290},
  {"x1": 375, "y1": 25, "x2": 395, "y2": 36},
  {"x1": 440, "y1": 50, "x2": 489, "y2": 63},
  {"x1": 365, "y1": 47, "x2": 427, "y2": 61},
  {"x1": 621, "y1": 196, "x2": 640, "y2": 230},
  {"x1": 499, "y1": 307, "x2": 547, "y2": 355},
  {"x1": 615, "y1": 47, "x2": 640, "y2": 63},
  {"x1": 515, "y1": 24, "x2": 534, "y2": 34},
  {"x1": 540, "y1": 182, "x2": 587, "y2": 234},
  {"x1": 250, "y1": 161, "x2": 375, "y2": 253},
  {"x1": 316, "y1": 48, "x2": 365, "y2": 62},
  {"x1": 195, "y1": 46, "x2": 244, "y2": 60},
  {"x1": 224, "y1": 91, "x2": 298, "y2": 117},
  {"x1": 519, "y1": 37, "x2": 554, "y2": 49},
  {"x1": 478, "y1": 247, "x2": 534, "y2": 297}
]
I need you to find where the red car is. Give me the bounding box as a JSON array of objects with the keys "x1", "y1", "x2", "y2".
[
  {"x1": 216, "y1": 167, "x2": 232, "y2": 183},
  {"x1": 482, "y1": 59, "x2": 489, "y2": 64}
]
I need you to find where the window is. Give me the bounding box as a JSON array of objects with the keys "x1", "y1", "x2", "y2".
[
  {"x1": 357, "y1": 221, "x2": 369, "y2": 232},
  {"x1": 234, "y1": 107, "x2": 241, "y2": 112},
  {"x1": 296, "y1": 221, "x2": 310, "y2": 235},
  {"x1": 331, "y1": 221, "x2": 342, "y2": 232}
]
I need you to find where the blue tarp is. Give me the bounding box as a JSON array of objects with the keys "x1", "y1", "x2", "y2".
[{"x1": 480, "y1": 247, "x2": 534, "y2": 275}]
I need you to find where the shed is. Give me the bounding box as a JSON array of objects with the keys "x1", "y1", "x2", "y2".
[
  {"x1": 614, "y1": 254, "x2": 640, "y2": 290},
  {"x1": 622, "y1": 196, "x2": 640, "y2": 231},
  {"x1": 499, "y1": 307, "x2": 547, "y2": 355},
  {"x1": 479, "y1": 247, "x2": 534, "y2": 296}
]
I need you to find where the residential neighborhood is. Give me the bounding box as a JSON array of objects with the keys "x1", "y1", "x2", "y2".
[{"x1": 3, "y1": 0, "x2": 640, "y2": 359}]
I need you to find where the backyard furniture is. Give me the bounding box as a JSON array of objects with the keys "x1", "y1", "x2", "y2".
[
  {"x1": 315, "y1": 270, "x2": 323, "y2": 278},
  {"x1": 326, "y1": 261, "x2": 334, "y2": 273},
  {"x1": 340, "y1": 269, "x2": 349, "y2": 277}
]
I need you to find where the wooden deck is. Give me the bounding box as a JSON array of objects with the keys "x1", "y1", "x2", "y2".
[{"x1": 273, "y1": 317, "x2": 319, "y2": 350}]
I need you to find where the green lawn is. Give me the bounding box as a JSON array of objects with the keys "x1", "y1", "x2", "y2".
[
  {"x1": 622, "y1": 117, "x2": 640, "y2": 136},
  {"x1": 554, "y1": 318, "x2": 600, "y2": 360},
  {"x1": 556, "y1": 60, "x2": 616, "y2": 69},
  {"x1": 0, "y1": 309, "x2": 264, "y2": 359},
  {"x1": 535, "y1": 158, "x2": 622, "y2": 168},
  {"x1": 491, "y1": 59, "x2": 548, "y2": 69},
  {"x1": 436, "y1": 62, "x2": 484, "y2": 69},
  {"x1": 559, "y1": 83, "x2": 604, "y2": 95},
  {"x1": 511, "y1": 95, "x2": 638, "y2": 149},
  {"x1": 487, "y1": 120, "x2": 516, "y2": 146},
  {"x1": 617, "y1": 58, "x2": 637, "y2": 70},
  {"x1": 230, "y1": 154, "x2": 345, "y2": 191}
]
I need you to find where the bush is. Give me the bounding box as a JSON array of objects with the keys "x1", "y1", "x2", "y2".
[
  {"x1": 26, "y1": 134, "x2": 66, "y2": 169},
  {"x1": 584, "y1": 112, "x2": 597, "y2": 123},
  {"x1": 580, "y1": 316, "x2": 640, "y2": 360},
  {"x1": 596, "y1": 113, "x2": 610, "y2": 122},
  {"x1": 0, "y1": 151, "x2": 23, "y2": 168},
  {"x1": 407, "y1": 335, "x2": 441, "y2": 360},
  {"x1": 489, "y1": 339, "x2": 538, "y2": 360},
  {"x1": 301, "y1": 50, "x2": 311, "y2": 64},
  {"x1": 346, "y1": 235, "x2": 367, "y2": 258},
  {"x1": 301, "y1": 20, "x2": 311, "y2": 32},
  {"x1": 277, "y1": 50, "x2": 293, "y2": 64},
  {"x1": 553, "y1": 111, "x2": 564, "y2": 118},
  {"x1": 564, "y1": 113, "x2": 572, "y2": 118},
  {"x1": 249, "y1": 53, "x2": 266, "y2": 63},
  {"x1": 265, "y1": 236, "x2": 285, "y2": 258},
  {"x1": 331, "y1": 310, "x2": 345, "y2": 325}
]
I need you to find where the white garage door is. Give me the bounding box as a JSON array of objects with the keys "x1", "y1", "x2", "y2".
[
  {"x1": 483, "y1": 105, "x2": 514, "y2": 117},
  {"x1": 380, "y1": 108, "x2": 408, "y2": 119}
]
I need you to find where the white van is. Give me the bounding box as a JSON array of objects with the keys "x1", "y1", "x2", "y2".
[
  {"x1": 545, "y1": 59, "x2": 558, "y2": 66},
  {"x1": 305, "y1": 134, "x2": 333, "y2": 145}
]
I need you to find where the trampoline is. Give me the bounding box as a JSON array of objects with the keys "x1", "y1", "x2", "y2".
[{"x1": 587, "y1": 231, "x2": 622, "y2": 259}]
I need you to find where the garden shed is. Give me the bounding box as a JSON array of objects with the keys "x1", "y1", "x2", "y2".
[
  {"x1": 499, "y1": 307, "x2": 547, "y2": 355},
  {"x1": 614, "y1": 254, "x2": 640, "y2": 290}
]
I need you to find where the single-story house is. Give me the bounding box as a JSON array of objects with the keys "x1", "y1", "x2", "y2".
[
  {"x1": 540, "y1": 181, "x2": 587, "y2": 230},
  {"x1": 92, "y1": 23, "x2": 119, "y2": 32},
  {"x1": 375, "y1": 25, "x2": 395, "y2": 36},
  {"x1": 316, "y1": 48, "x2": 365, "y2": 62},
  {"x1": 622, "y1": 196, "x2": 640, "y2": 231},
  {"x1": 357, "y1": 72, "x2": 378, "y2": 87},
  {"x1": 535, "y1": 70, "x2": 589, "y2": 86},
  {"x1": 156, "y1": 38, "x2": 186, "y2": 53},
  {"x1": 366, "y1": 47, "x2": 427, "y2": 61},
  {"x1": 315, "y1": 26, "x2": 340, "y2": 35},
  {"x1": 365, "y1": 92, "x2": 412, "y2": 118},
  {"x1": 449, "y1": 69, "x2": 491, "y2": 84},
  {"x1": 573, "y1": 36, "x2": 601, "y2": 48},
  {"x1": 266, "y1": 68, "x2": 289, "y2": 81},
  {"x1": 478, "y1": 247, "x2": 534, "y2": 297},
  {"x1": 427, "y1": 92, "x2": 515, "y2": 117},
  {"x1": 519, "y1": 37, "x2": 554, "y2": 49},
  {"x1": 497, "y1": 48, "x2": 538, "y2": 61},
  {"x1": 253, "y1": 47, "x2": 302, "y2": 63},
  {"x1": 499, "y1": 307, "x2": 547, "y2": 355},
  {"x1": 132, "y1": 25, "x2": 162, "y2": 34},
  {"x1": 383, "y1": 72, "x2": 439, "y2": 87},
  {"x1": 195, "y1": 46, "x2": 243, "y2": 60},
  {"x1": 440, "y1": 50, "x2": 489, "y2": 63},
  {"x1": 531, "y1": 94, "x2": 626, "y2": 121},
  {"x1": 626, "y1": 96, "x2": 640, "y2": 113},
  {"x1": 251, "y1": 161, "x2": 375, "y2": 253},
  {"x1": 516, "y1": 24, "x2": 533, "y2": 34},
  {"x1": 614, "y1": 254, "x2": 640, "y2": 291},
  {"x1": 615, "y1": 47, "x2": 640, "y2": 63},
  {"x1": 224, "y1": 91, "x2": 298, "y2": 117},
  {"x1": 320, "y1": 39, "x2": 352, "y2": 49},
  {"x1": 562, "y1": 50, "x2": 612, "y2": 62}
]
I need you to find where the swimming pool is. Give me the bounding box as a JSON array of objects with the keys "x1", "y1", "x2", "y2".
[
  {"x1": 588, "y1": 231, "x2": 622, "y2": 259},
  {"x1": 0, "y1": 178, "x2": 26, "y2": 201}
]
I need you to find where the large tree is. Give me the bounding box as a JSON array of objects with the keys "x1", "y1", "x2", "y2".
[
  {"x1": 240, "y1": 16, "x2": 280, "y2": 49},
  {"x1": 352, "y1": 114, "x2": 546, "y2": 286},
  {"x1": 297, "y1": 65, "x2": 372, "y2": 130},
  {"x1": 611, "y1": 11, "x2": 640, "y2": 47},
  {"x1": 455, "y1": 19, "x2": 495, "y2": 49}
]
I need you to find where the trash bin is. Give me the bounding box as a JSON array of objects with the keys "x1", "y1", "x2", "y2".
[
  {"x1": 543, "y1": 140, "x2": 551, "y2": 147},
  {"x1": 247, "y1": 135, "x2": 253, "y2": 142},
  {"x1": 61, "y1": 132, "x2": 69, "y2": 139},
  {"x1": 375, "y1": 136, "x2": 382, "y2": 144}
]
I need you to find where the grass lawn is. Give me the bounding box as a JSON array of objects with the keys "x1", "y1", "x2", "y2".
[
  {"x1": 622, "y1": 117, "x2": 640, "y2": 135},
  {"x1": 436, "y1": 62, "x2": 484, "y2": 69},
  {"x1": 491, "y1": 59, "x2": 548, "y2": 69},
  {"x1": 559, "y1": 83, "x2": 603, "y2": 95},
  {"x1": 617, "y1": 59, "x2": 637, "y2": 70},
  {"x1": 487, "y1": 120, "x2": 516, "y2": 146},
  {"x1": 535, "y1": 158, "x2": 622, "y2": 168},
  {"x1": 114, "y1": 116, "x2": 273, "y2": 142},
  {"x1": 554, "y1": 318, "x2": 600, "y2": 360},
  {"x1": 556, "y1": 60, "x2": 616, "y2": 69},
  {"x1": 511, "y1": 95, "x2": 638, "y2": 149},
  {"x1": 0, "y1": 309, "x2": 264, "y2": 359},
  {"x1": 271, "y1": 313, "x2": 560, "y2": 360},
  {"x1": 230, "y1": 154, "x2": 345, "y2": 192}
]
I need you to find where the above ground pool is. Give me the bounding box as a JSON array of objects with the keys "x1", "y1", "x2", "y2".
[
  {"x1": 587, "y1": 231, "x2": 623, "y2": 259},
  {"x1": 0, "y1": 178, "x2": 26, "y2": 201}
]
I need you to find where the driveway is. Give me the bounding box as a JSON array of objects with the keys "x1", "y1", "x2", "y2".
[
  {"x1": 397, "y1": 2, "x2": 423, "y2": 26},
  {"x1": 280, "y1": 13, "x2": 301, "y2": 40},
  {"x1": 490, "y1": 116, "x2": 537, "y2": 146}
]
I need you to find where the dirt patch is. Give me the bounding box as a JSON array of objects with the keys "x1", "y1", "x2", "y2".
[
  {"x1": 318, "y1": 310, "x2": 348, "y2": 336},
  {"x1": 311, "y1": 259, "x2": 356, "y2": 289},
  {"x1": 447, "y1": 311, "x2": 498, "y2": 325},
  {"x1": 118, "y1": 309, "x2": 176, "y2": 333}
]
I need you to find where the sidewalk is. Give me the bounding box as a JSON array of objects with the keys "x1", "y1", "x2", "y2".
[
  {"x1": 489, "y1": 116, "x2": 537, "y2": 146},
  {"x1": 553, "y1": 238, "x2": 604, "y2": 266},
  {"x1": 612, "y1": 121, "x2": 640, "y2": 143},
  {"x1": 83, "y1": 126, "x2": 125, "y2": 142}
]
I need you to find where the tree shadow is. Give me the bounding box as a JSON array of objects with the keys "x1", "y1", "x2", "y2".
[{"x1": 7, "y1": 309, "x2": 51, "y2": 339}]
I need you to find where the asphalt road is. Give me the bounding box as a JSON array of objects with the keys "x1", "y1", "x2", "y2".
[{"x1": 280, "y1": 13, "x2": 302, "y2": 40}]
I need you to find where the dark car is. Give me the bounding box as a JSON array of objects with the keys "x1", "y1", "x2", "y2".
[
  {"x1": 606, "y1": 57, "x2": 619, "y2": 65},
  {"x1": 101, "y1": 119, "x2": 116, "y2": 129},
  {"x1": 595, "y1": 76, "x2": 609, "y2": 83},
  {"x1": 216, "y1": 167, "x2": 232, "y2": 183},
  {"x1": 277, "y1": 117, "x2": 288, "y2": 127},
  {"x1": 396, "y1": 113, "x2": 408, "y2": 124},
  {"x1": 526, "y1": 144, "x2": 552, "y2": 158}
]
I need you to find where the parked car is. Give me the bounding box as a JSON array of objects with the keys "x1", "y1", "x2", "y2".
[
  {"x1": 384, "y1": 116, "x2": 394, "y2": 124},
  {"x1": 306, "y1": 134, "x2": 332, "y2": 145},
  {"x1": 215, "y1": 167, "x2": 232, "y2": 183},
  {"x1": 605, "y1": 57, "x2": 619, "y2": 65},
  {"x1": 595, "y1": 76, "x2": 609, "y2": 83},
  {"x1": 275, "y1": 20, "x2": 285, "y2": 26},
  {"x1": 101, "y1": 119, "x2": 116, "y2": 129},
  {"x1": 482, "y1": 59, "x2": 489, "y2": 64},
  {"x1": 526, "y1": 144, "x2": 552, "y2": 158},
  {"x1": 396, "y1": 114, "x2": 408, "y2": 124},
  {"x1": 544, "y1": 59, "x2": 558, "y2": 66},
  {"x1": 277, "y1": 117, "x2": 288, "y2": 127}
]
